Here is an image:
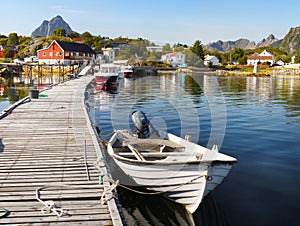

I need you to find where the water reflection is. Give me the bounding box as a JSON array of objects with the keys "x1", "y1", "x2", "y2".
[
  {"x1": 0, "y1": 84, "x2": 29, "y2": 103},
  {"x1": 216, "y1": 75, "x2": 300, "y2": 118},
  {"x1": 118, "y1": 187, "x2": 228, "y2": 226}
]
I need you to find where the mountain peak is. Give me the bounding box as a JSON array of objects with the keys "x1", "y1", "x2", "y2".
[
  {"x1": 205, "y1": 34, "x2": 282, "y2": 52},
  {"x1": 267, "y1": 34, "x2": 275, "y2": 40},
  {"x1": 31, "y1": 15, "x2": 73, "y2": 38}
]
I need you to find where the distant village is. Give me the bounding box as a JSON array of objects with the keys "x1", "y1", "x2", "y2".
[{"x1": 1, "y1": 38, "x2": 296, "y2": 68}]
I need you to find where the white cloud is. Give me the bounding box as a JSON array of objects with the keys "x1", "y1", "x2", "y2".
[{"x1": 50, "y1": 5, "x2": 85, "y2": 14}]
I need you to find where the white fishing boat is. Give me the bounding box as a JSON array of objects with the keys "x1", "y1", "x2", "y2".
[
  {"x1": 94, "y1": 63, "x2": 120, "y2": 91},
  {"x1": 107, "y1": 111, "x2": 237, "y2": 213},
  {"x1": 121, "y1": 65, "x2": 134, "y2": 78}
]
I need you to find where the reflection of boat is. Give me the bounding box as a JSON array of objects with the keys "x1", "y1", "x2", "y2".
[
  {"x1": 107, "y1": 111, "x2": 237, "y2": 213},
  {"x1": 0, "y1": 84, "x2": 3, "y2": 96},
  {"x1": 94, "y1": 64, "x2": 120, "y2": 91},
  {"x1": 117, "y1": 186, "x2": 195, "y2": 225},
  {"x1": 118, "y1": 185, "x2": 228, "y2": 226},
  {"x1": 121, "y1": 65, "x2": 134, "y2": 78}
]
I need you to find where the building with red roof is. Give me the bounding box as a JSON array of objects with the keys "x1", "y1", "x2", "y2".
[
  {"x1": 37, "y1": 40, "x2": 96, "y2": 65},
  {"x1": 247, "y1": 50, "x2": 275, "y2": 65}
]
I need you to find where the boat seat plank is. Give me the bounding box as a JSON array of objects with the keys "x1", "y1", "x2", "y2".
[{"x1": 122, "y1": 138, "x2": 185, "y2": 149}]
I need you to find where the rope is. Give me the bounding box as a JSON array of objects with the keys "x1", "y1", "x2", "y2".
[
  {"x1": 117, "y1": 174, "x2": 208, "y2": 195},
  {"x1": 35, "y1": 182, "x2": 116, "y2": 217},
  {"x1": 0, "y1": 208, "x2": 8, "y2": 218},
  {"x1": 36, "y1": 186, "x2": 65, "y2": 217},
  {"x1": 100, "y1": 180, "x2": 119, "y2": 205}
]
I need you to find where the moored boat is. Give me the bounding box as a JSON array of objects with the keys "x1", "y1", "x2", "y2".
[
  {"x1": 121, "y1": 65, "x2": 134, "y2": 78},
  {"x1": 107, "y1": 111, "x2": 237, "y2": 213},
  {"x1": 94, "y1": 63, "x2": 120, "y2": 91}
]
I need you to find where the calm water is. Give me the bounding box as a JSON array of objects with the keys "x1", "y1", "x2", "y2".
[{"x1": 87, "y1": 73, "x2": 300, "y2": 226}]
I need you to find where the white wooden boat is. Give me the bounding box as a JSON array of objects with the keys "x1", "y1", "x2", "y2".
[{"x1": 107, "y1": 111, "x2": 237, "y2": 213}]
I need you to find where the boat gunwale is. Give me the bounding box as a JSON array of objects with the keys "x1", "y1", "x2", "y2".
[{"x1": 110, "y1": 152, "x2": 237, "y2": 166}]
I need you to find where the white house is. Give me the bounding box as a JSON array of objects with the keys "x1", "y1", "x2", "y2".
[
  {"x1": 247, "y1": 50, "x2": 275, "y2": 65},
  {"x1": 204, "y1": 55, "x2": 219, "y2": 67},
  {"x1": 276, "y1": 60, "x2": 285, "y2": 66},
  {"x1": 161, "y1": 52, "x2": 186, "y2": 67}
]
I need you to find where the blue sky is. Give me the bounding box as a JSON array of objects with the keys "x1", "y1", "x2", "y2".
[{"x1": 1, "y1": 0, "x2": 300, "y2": 45}]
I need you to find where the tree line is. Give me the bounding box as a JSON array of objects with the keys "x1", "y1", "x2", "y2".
[{"x1": 1, "y1": 28, "x2": 300, "y2": 65}]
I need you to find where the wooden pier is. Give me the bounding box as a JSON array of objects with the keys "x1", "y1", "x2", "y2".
[{"x1": 0, "y1": 75, "x2": 123, "y2": 225}]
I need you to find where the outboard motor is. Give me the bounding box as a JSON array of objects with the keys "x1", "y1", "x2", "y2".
[{"x1": 131, "y1": 111, "x2": 151, "y2": 138}]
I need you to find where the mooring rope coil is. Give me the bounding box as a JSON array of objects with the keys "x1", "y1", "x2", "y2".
[{"x1": 35, "y1": 182, "x2": 118, "y2": 217}]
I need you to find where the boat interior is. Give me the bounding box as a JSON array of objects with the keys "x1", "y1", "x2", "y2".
[{"x1": 112, "y1": 132, "x2": 203, "y2": 162}]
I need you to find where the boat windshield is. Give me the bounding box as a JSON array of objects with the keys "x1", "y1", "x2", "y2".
[{"x1": 100, "y1": 65, "x2": 120, "y2": 73}]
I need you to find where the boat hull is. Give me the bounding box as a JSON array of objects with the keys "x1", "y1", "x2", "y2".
[
  {"x1": 123, "y1": 71, "x2": 133, "y2": 78},
  {"x1": 94, "y1": 75, "x2": 118, "y2": 91},
  {"x1": 112, "y1": 157, "x2": 208, "y2": 213}
]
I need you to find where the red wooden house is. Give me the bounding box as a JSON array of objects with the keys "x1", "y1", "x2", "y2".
[{"x1": 37, "y1": 40, "x2": 96, "y2": 65}]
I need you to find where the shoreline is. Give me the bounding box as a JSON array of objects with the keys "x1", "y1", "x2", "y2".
[{"x1": 158, "y1": 67, "x2": 300, "y2": 77}]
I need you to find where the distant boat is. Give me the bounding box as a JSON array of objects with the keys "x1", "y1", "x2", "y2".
[
  {"x1": 121, "y1": 65, "x2": 134, "y2": 78},
  {"x1": 107, "y1": 111, "x2": 237, "y2": 213},
  {"x1": 94, "y1": 63, "x2": 120, "y2": 91}
]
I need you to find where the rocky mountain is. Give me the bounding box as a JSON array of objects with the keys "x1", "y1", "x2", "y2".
[
  {"x1": 205, "y1": 38, "x2": 256, "y2": 52},
  {"x1": 256, "y1": 34, "x2": 281, "y2": 47},
  {"x1": 31, "y1": 15, "x2": 73, "y2": 38},
  {"x1": 279, "y1": 26, "x2": 300, "y2": 54},
  {"x1": 205, "y1": 34, "x2": 282, "y2": 52}
]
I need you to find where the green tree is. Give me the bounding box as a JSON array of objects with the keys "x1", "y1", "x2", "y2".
[
  {"x1": 81, "y1": 31, "x2": 93, "y2": 39},
  {"x1": 172, "y1": 43, "x2": 185, "y2": 52},
  {"x1": 294, "y1": 52, "x2": 300, "y2": 63},
  {"x1": 230, "y1": 48, "x2": 245, "y2": 64},
  {"x1": 190, "y1": 40, "x2": 204, "y2": 60},
  {"x1": 52, "y1": 28, "x2": 66, "y2": 37},
  {"x1": 81, "y1": 31, "x2": 93, "y2": 46},
  {"x1": 183, "y1": 49, "x2": 204, "y2": 67},
  {"x1": 7, "y1": 33, "x2": 19, "y2": 46},
  {"x1": 162, "y1": 43, "x2": 172, "y2": 54},
  {"x1": 2, "y1": 47, "x2": 10, "y2": 58},
  {"x1": 68, "y1": 31, "x2": 80, "y2": 38},
  {"x1": 0, "y1": 37, "x2": 7, "y2": 46}
]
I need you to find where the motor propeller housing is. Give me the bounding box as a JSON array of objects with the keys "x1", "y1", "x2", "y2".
[{"x1": 131, "y1": 111, "x2": 151, "y2": 138}]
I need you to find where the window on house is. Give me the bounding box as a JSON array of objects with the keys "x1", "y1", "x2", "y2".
[
  {"x1": 65, "y1": 52, "x2": 69, "y2": 56},
  {"x1": 56, "y1": 52, "x2": 62, "y2": 56},
  {"x1": 49, "y1": 52, "x2": 53, "y2": 57},
  {"x1": 43, "y1": 52, "x2": 46, "y2": 57}
]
